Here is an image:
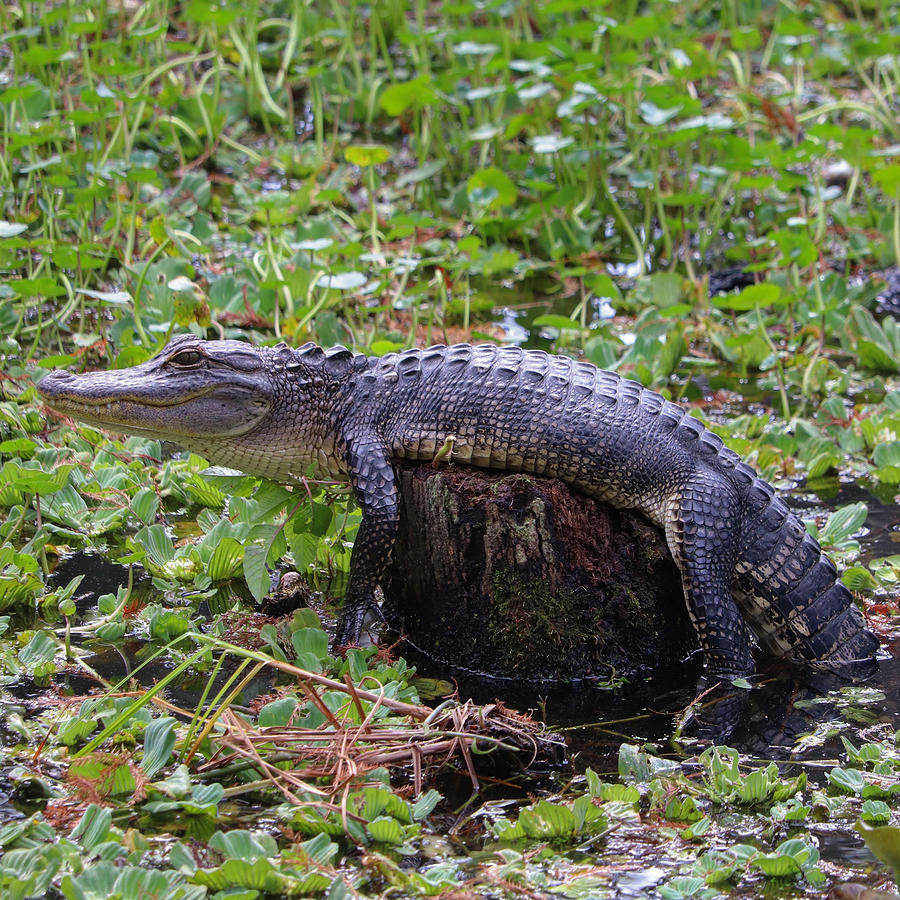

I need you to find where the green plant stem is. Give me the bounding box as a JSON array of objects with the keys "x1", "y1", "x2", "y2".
[
  {"x1": 600, "y1": 176, "x2": 645, "y2": 276},
  {"x1": 893, "y1": 188, "x2": 900, "y2": 267},
  {"x1": 75, "y1": 638, "x2": 214, "y2": 757},
  {"x1": 367, "y1": 165, "x2": 381, "y2": 257},
  {"x1": 182, "y1": 657, "x2": 265, "y2": 766},
  {"x1": 755, "y1": 305, "x2": 790, "y2": 421}
]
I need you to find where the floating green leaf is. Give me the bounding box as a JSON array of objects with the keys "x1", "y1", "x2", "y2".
[
  {"x1": 141, "y1": 717, "x2": 177, "y2": 777},
  {"x1": 71, "y1": 805, "x2": 112, "y2": 851},
  {"x1": 207, "y1": 537, "x2": 244, "y2": 581},
  {"x1": 367, "y1": 816, "x2": 405, "y2": 844},
  {"x1": 828, "y1": 766, "x2": 865, "y2": 795},
  {"x1": 467, "y1": 167, "x2": 517, "y2": 210},
  {"x1": 817, "y1": 503, "x2": 868, "y2": 548}
]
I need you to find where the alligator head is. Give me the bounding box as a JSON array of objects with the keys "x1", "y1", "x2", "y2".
[
  {"x1": 38, "y1": 334, "x2": 274, "y2": 440},
  {"x1": 36, "y1": 334, "x2": 344, "y2": 481}
]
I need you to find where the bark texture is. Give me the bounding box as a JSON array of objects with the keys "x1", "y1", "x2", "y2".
[{"x1": 382, "y1": 464, "x2": 698, "y2": 682}]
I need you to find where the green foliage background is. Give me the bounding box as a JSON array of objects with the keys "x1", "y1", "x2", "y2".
[{"x1": 0, "y1": 0, "x2": 899, "y2": 897}]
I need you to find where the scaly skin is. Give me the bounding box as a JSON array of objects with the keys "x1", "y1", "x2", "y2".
[{"x1": 37, "y1": 335, "x2": 880, "y2": 679}]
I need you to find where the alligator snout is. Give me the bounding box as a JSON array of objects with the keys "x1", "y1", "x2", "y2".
[
  {"x1": 37, "y1": 370, "x2": 72, "y2": 394},
  {"x1": 37, "y1": 370, "x2": 81, "y2": 402}
]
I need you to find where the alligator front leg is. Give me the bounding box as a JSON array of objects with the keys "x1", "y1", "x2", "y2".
[
  {"x1": 336, "y1": 439, "x2": 399, "y2": 647},
  {"x1": 666, "y1": 472, "x2": 755, "y2": 680}
]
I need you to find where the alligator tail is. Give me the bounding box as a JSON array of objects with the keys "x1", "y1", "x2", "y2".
[{"x1": 733, "y1": 473, "x2": 879, "y2": 669}]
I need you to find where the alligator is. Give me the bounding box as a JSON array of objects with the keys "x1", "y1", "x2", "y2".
[{"x1": 37, "y1": 335, "x2": 880, "y2": 680}]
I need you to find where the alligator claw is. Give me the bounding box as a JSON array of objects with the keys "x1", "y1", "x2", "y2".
[
  {"x1": 336, "y1": 599, "x2": 386, "y2": 648},
  {"x1": 680, "y1": 681, "x2": 751, "y2": 743}
]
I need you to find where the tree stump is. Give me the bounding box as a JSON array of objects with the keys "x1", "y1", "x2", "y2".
[{"x1": 382, "y1": 465, "x2": 698, "y2": 683}]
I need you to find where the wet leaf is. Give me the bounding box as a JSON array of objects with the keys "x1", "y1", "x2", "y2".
[
  {"x1": 367, "y1": 816, "x2": 405, "y2": 844},
  {"x1": 411, "y1": 789, "x2": 441, "y2": 820},
  {"x1": 713, "y1": 281, "x2": 781, "y2": 310},
  {"x1": 242, "y1": 544, "x2": 271, "y2": 602},
  {"x1": 71, "y1": 805, "x2": 112, "y2": 851},
  {"x1": 531, "y1": 134, "x2": 573, "y2": 153},
  {"x1": 258, "y1": 696, "x2": 298, "y2": 727},
  {"x1": 0, "y1": 221, "x2": 28, "y2": 237},
  {"x1": 291, "y1": 626, "x2": 329, "y2": 669},
  {"x1": 141, "y1": 717, "x2": 177, "y2": 777},
  {"x1": 207, "y1": 537, "x2": 244, "y2": 581},
  {"x1": 316, "y1": 271, "x2": 366, "y2": 290},
  {"x1": 828, "y1": 766, "x2": 865, "y2": 795},
  {"x1": 842, "y1": 566, "x2": 878, "y2": 592},
  {"x1": 861, "y1": 800, "x2": 892, "y2": 824},
  {"x1": 18, "y1": 631, "x2": 57, "y2": 669},
  {"x1": 659, "y1": 875, "x2": 719, "y2": 898},
  {"x1": 74, "y1": 288, "x2": 132, "y2": 305},
  {"x1": 60, "y1": 862, "x2": 119, "y2": 900},
  {"x1": 467, "y1": 167, "x2": 517, "y2": 209},
  {"x1": 640, "y1": 101, "x2": 682, "y2": 125},
  {"x1": 817, "y1": 503, "x2": 868, "y2": 547},
  {"x1": 452, "y1": 40, "x2": 498, "y2": 56},
  {"x1": 753, "y1": 853, "x2": 803, "y2": 877},
  {"x1": 665, "y1": 795, "x2": 702, "y2": 822},
  {"x1": 130, "y1": 488, "x2": 159, "y2": 524},
  {"x1": 190, "y1": 857, "x2": 282, "y2": 892},
  {"x1": 380, "y1": 76, "x2": 437, "y2": 116},
  {"x1": 532, "y1": 314, "x2": 583, "y2": 332},
  {"x1": 873, "y1": 164, "x2": 900, "y2": 193}
]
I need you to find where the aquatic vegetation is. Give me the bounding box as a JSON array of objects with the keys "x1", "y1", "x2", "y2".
[{"x1": 0, "y1": 0, "x2": 898, "y2": 896}]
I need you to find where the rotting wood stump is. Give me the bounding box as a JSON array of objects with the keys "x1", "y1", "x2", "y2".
[{"x1": 382, "y1": 464, "x2": 698, "y2": 682}]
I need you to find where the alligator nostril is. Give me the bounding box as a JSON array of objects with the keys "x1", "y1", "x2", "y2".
[{"x1": 37, "y1": 371, "x2": 72, "y2": 395}]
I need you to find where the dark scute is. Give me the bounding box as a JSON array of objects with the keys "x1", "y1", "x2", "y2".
[
  {"x1": 273, "y1": 343, "x2": 296, "y2": 365},
  {"x1": 296, "y1": 342, "x2": 325, "y2": 361},
  {"x1": 419, "y1": 350, "x2": 446, "y2": 372},
  {"x1": 733, "y1": 462, "x2": 756, "y2": 485},
  {"x1": 677, "y1": 417, "x2": 704, "y2": 439},
  {"x1": 743, "y1": 522, "x2": 781, "y2": 559},
  {"x1": 798, "y1": 604, "x2": 873, "y2": 660},
  {"x1": 640, "y1": 391, "x2": 665, "y2": 413},
  {"x1": 699, "y1": 431, "x2": 724, "y2": 454},
  {"x1": 324, "y1": 346, "x2": 355, "y2": 377},
  {"x1": 658, "y1": 405, "x2": 684, "y2": 429},
  {"x1": 788, "y1": 582, "x2": 852, "y2": 635},
  {"x1": 396, "y1": 353, "x2": 422, "y2": 374}
]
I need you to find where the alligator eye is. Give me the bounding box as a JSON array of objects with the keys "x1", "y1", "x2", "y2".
[{"x1": 168, "y1": 349, "x2": 204, "y2": 367}]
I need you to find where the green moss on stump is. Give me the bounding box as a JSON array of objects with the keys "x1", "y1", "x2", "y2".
[{"x1": 488, "y1": 570, "x2": 613, "y2": 674}]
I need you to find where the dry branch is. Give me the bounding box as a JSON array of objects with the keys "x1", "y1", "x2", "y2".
[{"x1": 165, "y1": 646, "x2": 565, "y2": 798}]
